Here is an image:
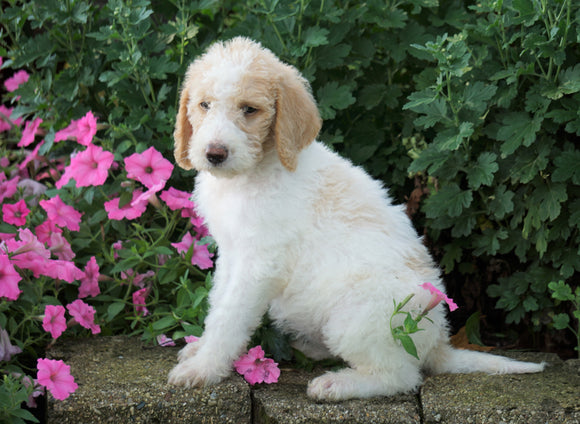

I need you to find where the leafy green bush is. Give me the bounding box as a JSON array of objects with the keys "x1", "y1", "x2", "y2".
[{"x1": 402, "y1": 0, "x2": 579, "y2": 337}]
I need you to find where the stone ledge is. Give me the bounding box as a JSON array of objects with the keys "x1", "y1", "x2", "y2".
[{"x1": 46, "y1": 336, "x2": 580, "y2": 424}]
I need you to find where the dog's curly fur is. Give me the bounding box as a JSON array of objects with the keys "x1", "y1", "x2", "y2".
[{"x1": 168, "y1": 37, "x2": 544, "y2": 400}]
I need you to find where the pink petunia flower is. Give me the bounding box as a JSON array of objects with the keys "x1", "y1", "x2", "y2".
[
  {"x1": 171, "y1": 232, "x2": 214, "y2": 269},
  {"x1": 18, "y1": 117, "x2": 43, "y2": 147},
  {"x1": 2, "y1": 199, "x2": 30, "y2": 226},
  {"x1": 67, "y1": 299, "x2": 100, "y2": 334},
  {"x1": 0, "y1": 105, "x2": 24, "y2": 132},
  {"x1": 120, "y1": 269, "x2": 154, "y2": 288},
  {"x1": 0, "y1": 327, "x2": 22, "y2": 361},
  {"x1": 131, "y1": 181, "x2": 164, "y2": 208},
  {"x1": 104, "y1": 190, "x2": 148, "y2": 220},
  {"x1": 0, "y1": 176, "x2": 19, "y2": 203},
  {"x1": 184, "y1": 335, "x2": 199, "y2": 344},
  {"x1": 0, "y1": 254, "x2": 22, "y2": 301},
  {"x1": 36, "y1": 358, "x2": 78, "y2": 401},
  {"x1": 132, "y1": 288, "x2": 149, "y2": 316},
  {"x1": 160, "y1": 187, "x2": 195, "y2": 211},
  {"x1": 20, "y1": 375, "x2": 45, "y2": 408},
  {"x1": 47, "y1": 232, "x2": 75, "y2": 261},
  {"x1": 18, "y1": 140, "x2": 45, "y2": 173},
  {"x1": 42, "y1": 305, "x2": 67, "y2": 339},
  {"x1": 42, "y1": 259, "x2": 84, "y2": 283},
  {"x1": 78, "y1": 256, "x2": 100, "y2": 298},
  {"x1": 54, "y1": 111, "x2": 98, "y2": 146},
  {"x1": 420, "y1": 282, "x2": 458, "y2": 312},
  {"x1": 56, "y1": 144, "x2": 114, "y2": 188},
  {"x1": 157, "y1": 334, "x2": 175, "y2": 347},
  {"x1": 39, "y1": 195, "x2": 83, "y2": 231},
  {"x1": 35, "y1": 219, "x2": 62, "y2": 245},
  {"x1": 124, "y1": 146, "x2": 173, "y2": 190},
  {"x1": 234, "y1": 346, "x2": 280, "y2": 385},
  {"x1": 4, "y1": 70, "x2": 29, "y2": 92}
]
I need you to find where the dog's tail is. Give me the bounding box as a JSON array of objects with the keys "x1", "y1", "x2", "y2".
[{"x1": 425, "y1": 342, "x2": 546, "y2": 375}]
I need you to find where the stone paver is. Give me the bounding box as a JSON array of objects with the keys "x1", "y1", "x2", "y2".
[{"x1": 46, "y1": 337, "x2": 580, "y2": 424}]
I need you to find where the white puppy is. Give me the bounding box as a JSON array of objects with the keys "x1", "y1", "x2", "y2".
[{"x1": 168, "y1": 37, "x2": 544, "y2": 400}]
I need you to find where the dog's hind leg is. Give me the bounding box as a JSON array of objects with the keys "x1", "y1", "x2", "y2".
[{"x1": 307, "y1": 363, "x2": 422, "y2": 401}]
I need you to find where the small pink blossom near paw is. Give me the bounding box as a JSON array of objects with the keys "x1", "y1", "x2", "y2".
[
  {"x1": 234, "y1": 346, "x2": 280, "y2": 385},
  {"x1": 157, "y1": 334, "x2": 176, "y2": 347},
  {"x1": 36, "y1": 358, "x2": 78, "y2": 401},
  {"x1": 184, "y1": 335, "x2": 199, "y2": 343},
  {"x1": 420, "y1": 282, "x2": 458, "y2": 312}
]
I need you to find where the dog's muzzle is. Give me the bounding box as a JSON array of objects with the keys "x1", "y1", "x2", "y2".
[{"x1": 206, "y1": 143, "x2": 228, "y2": 165}]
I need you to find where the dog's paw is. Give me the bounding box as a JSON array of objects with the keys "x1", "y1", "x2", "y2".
[
  {"x1": 307, "y1": 372, "x2": 348, "y2": 401},
  {"x1": 168, "y1": 355, "x2": 230, "y2": 387},
  {"x1": 177, "y1": 339, "x2": 201, "y2": 363}
]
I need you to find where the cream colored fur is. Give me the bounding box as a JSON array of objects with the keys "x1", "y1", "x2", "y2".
[{"x1": 168, "y1": 37, "x2": 544, "y2": 400}]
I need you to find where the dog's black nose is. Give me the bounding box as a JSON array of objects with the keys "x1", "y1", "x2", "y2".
[{"x1": 206, "y1": 144, "x2": 228, "y2": 165}]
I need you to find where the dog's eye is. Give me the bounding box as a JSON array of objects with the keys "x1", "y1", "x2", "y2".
[
  {"x1": 242, "y1": 105, "x2": 258, "y2": 115},
  {"x1": 200, "y1": 101, "x2": 211, "y2": 111}
]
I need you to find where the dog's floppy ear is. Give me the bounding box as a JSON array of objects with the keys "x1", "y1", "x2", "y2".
[
  {"x1": 173, "y1": 71, "x2": 194, "y2": 170},
  {"x1": 275, "y1": 66, "x2": 322, "y2": 172}
]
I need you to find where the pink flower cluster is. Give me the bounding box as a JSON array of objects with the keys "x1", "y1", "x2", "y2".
[
  {"x1": 234, "y1": 346, "x2": 280, "y2": 385},
  {"x1": 1, "y1": 57, "x2": 217, "y2": 406}
]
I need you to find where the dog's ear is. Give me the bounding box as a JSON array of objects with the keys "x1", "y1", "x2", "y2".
[
  {"x1": 275, "y1": 66, "x2": 322, "y2": 172},
  {"x1": 173, "y1": 74, "x2": 194, "y2": 170}
]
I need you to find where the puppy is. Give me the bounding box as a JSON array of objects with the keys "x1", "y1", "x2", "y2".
[{"x1": 168, "y1": 37, "x2": 544, "y2": 400}]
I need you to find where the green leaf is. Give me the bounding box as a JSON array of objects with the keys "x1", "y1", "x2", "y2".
[
  {"x1": 403, "y1": 89, "x2": 438, "y2": 110},
  {"x1": 408, "y1": 143, "x2": 450, "y2": 174},
  {"x1": 531, "y1": 183, "x2": 568, "y2": 222},
  {"x1": 488, "y1": 185, "x2": 515, "y2": 219},
  {"x1": 496, "y1": 112, "x2": 542, "y2": 156},
  {"x1": 107, "y1": 302, "x2": 126, "y2": 321},
  {"x1": 553, "y1": 150, "x2": 580, "y2": 184},
  {"x1": 152, "y1": 316, "x2": 177, "y2": 331},
  {"x1": 552, "y1": 313, "x2": 570, "y2": 330},
  {"x1": 465, "y1": 311, "x2": 484, "y2": 346},
  {"x1": 549, "y1": 280, "x2": 575, "y2": 302},
  {"x1": 316, "y1": 82, "x2": 355, "y2": 120},
  {"x1": 403, "y1": 313, "x2": 421, "y2": 334},
  {"x1": 303, "y1": 27, "x2": 329, "y2": 47},
  {"x1": 398, "y1": 334, "x2": 419, "y2": 360},
  {"x1": 467, "y1": 152, "x2": 498, "y2": 189},
  {"x1": 523, "y1": 295, "x2": 539, "y2": 311},
  {"x1": 433, "y1": 122, "x2": 473, "y2": 151},
  {"x1": 473, "y1": 228, "x2": 508, "y2": 256},
  {"x1": 463, "y1": 82, "x2": 497, "y2": 114},
  {"x1": 425, "y1": 184, "x2": 473, "y2": 218}
]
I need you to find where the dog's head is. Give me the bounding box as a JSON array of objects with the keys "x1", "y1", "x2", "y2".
[{"x1": 174, "y1": 37, "x2": 322, "y2": 177}]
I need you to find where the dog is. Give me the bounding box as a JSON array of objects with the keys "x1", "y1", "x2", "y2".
[{"x1": 168, "y1": 37, "x2": 544, "y2": 400}]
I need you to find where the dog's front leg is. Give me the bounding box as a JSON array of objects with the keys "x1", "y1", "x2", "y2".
[{"x1": 168, "y1": 253, "x2": 278, "y2": 387}]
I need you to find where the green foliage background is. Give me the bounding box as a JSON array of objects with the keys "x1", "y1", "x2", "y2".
[{"x1": 2, "y1": 0, "x2": 579, "y2": 351}]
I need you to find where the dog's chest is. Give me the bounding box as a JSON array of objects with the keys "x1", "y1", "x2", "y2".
[{"x1": 194, "y1": 173, "x2": 298, "y2": 248}]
